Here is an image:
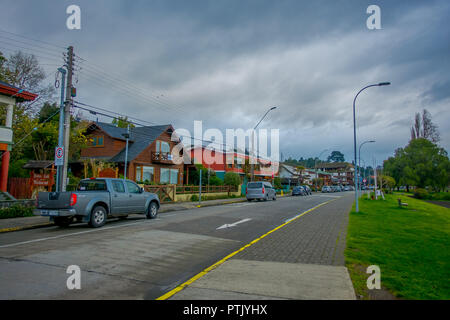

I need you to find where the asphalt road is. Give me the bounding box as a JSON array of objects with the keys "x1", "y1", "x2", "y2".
[{"x1": 0, "y1": 192, "x2": 351, "y2": 300}]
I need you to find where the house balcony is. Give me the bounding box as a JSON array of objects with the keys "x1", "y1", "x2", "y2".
[{"x1": 151, "y1": 152, "x2": 175, "y2": 164}]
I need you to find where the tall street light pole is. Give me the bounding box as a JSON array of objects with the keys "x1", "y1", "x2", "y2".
[
  {"x1": 358, "y1": 140, "x2": 375, "y2": 193},
  {"x1": 250, "y1": 106, "x2": 277, "y2": 181},
  {"x1": 353, "y1": 82, "x2": 390, "y2": 212}
]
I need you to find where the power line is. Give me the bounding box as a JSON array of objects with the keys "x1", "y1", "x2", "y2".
[
  {"x1": 72, "y1": 102, "x2": 238, "y2": 151},
  {"x1": 0, "y1": 28, "x2": 66, "y2": 50},
  {"x1": 74, "y1": 54, "x2": 188, "y2": 113},
  {"x1": 76, "y1": 69, "x2": 184, "y2": 116},
  {"x1": 0, "y1": 46, "x2": 62, "y2": 63},
  {"x1": 0, "y1": 35, "x2": 63, "y2": 57},
  {"x1": 1, "y1": 107, "x2": 61, "y2": 159}
]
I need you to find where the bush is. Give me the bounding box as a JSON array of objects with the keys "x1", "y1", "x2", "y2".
[
  {"x1": 190, "y1": 194, "x2": 199, "y2": 201},
  {"x1": 209, "y1": 176, "x2": 224, "y2": 186},
  {"x1": 0, "y1": 205, "x2": 34, "y2": 219},
  {"x1": 224, "y1": 172, "x2": 241, "y2": 187},
  {"x1": 414, "y1": 188, "x2": 429, "y2": 199}
]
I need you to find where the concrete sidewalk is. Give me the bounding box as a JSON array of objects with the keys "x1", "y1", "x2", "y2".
[
  {"x1": 0, "y1": 197, "x2": 247, "y2": 233},
  {"x1": 168, "y1": 195, "x2": 356, "y2": 300}
]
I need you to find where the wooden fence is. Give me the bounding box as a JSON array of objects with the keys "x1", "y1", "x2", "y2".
[
  {"x1": 144, "y1": 185, "x2": 176, "y2": 203},
  {"x1": 7, "y1": 177, "x2": 32, "y2": 199},
  {"x1": 143, "y1": 184, "x2": 239, "y2": 203},
  {"x1": 176, "y1": 185, "x2": 238, "y2": 194}
]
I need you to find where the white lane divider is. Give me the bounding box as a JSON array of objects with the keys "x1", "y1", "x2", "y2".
[{"x1": 216, "y1": 218, "x2": 252, "y2": 230}]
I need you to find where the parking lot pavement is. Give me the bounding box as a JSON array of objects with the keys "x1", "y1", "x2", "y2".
[{"x1": 0, "y1": 192, "x2": 353, "y2": 299}]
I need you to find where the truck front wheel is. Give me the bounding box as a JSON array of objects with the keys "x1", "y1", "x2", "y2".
[
  {"x1": 146, "y1": 201, "x2": 158, "y2": 219},
  {"x1": 89, "y1": 206, "x2": 107, "y2": 228}
]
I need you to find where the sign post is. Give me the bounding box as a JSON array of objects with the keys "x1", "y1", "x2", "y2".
[{"x1": 55, "y1": 146, "x2": 64, "y2": 191}]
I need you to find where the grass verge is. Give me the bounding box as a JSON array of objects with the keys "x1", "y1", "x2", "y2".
[{"x1": 345, "y1": 193, "x2": 450, "y2": 300}]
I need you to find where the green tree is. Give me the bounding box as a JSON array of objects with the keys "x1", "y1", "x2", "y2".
[
  {"x1": 296, "y1": 165, "x2": 305, "y2": 185},
  {"x1": 327, "y1": 151, "x2": 345, "y2": 163},
  {"x1": 224, "y1": 172, "x2": 241, "y2": 187},
  {"x1": 384, "y1": 138, "x2": 449, "y2": 192},
  {"x1": 112, "y1": 117, "x2": 135, "y2": 128}
]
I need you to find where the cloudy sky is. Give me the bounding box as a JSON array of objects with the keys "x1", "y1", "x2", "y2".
[{"x1": 1, "y1": 0, "x2": 449, "y2": 165}]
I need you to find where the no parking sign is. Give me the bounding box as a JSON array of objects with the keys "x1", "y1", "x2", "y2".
[{"x1": 55, "y1": 146, "x2": 64, "y2": 166}]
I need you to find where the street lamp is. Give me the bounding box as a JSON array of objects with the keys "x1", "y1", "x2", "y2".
[
  {"x1": 353, "y1": 82, "x2": 390, "y2": 212},
  {"x1": 358, "y1": 140, "x2": 375, "y2": 193},
  {"x1": 250, "y1": 106, "x2": 277, "y2": 181}
]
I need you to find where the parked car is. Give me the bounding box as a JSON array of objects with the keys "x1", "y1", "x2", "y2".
[
  {"x1": 246, "y1": 181, "x2": 276, "y2": 201},
  {"x1": 321, "y1": 186, "x2": 332, "y2": 193},
  {"x1": 292, "y1": 186, "x2": 306, "y2": 196},
  {"x1": 344, "y1": 186, "x2": 351, "y2": 191},
  {"x1": 34, "y1": 178, "x2": 160, "y2": 228},
  {"x1": 302, "y1": 185, "x2": 312, "y2": 195}
]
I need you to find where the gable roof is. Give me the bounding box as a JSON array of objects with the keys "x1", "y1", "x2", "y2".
[{"x1": 110, "y1": 124, "x2": 172, "y2": 162}]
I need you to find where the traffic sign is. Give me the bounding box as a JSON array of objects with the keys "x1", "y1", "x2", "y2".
[{"x1": 55, "y1": 147, "x2": 64, "y2": 166}]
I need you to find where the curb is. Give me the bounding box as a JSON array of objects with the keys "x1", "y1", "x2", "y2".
[{"x1": 0, "y1": 222, "x2": 54, "y2": 234}]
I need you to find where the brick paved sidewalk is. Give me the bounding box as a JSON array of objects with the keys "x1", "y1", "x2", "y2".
[{"x1": 169, "y1": 195, "x2": 356, "y2": 300}]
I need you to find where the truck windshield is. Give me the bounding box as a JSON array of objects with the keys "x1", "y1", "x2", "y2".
[{"x1": 77, "y1": 180, "x2": 107, "y2": 191}]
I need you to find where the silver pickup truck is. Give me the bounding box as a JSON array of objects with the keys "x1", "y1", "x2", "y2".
[{"x1": 34, "y1": 178, "x2": 160, "y2": 228}]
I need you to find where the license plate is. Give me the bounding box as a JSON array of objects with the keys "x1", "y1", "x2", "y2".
[{"x1": 41, "y1": 210, "x2": 59, "y2": 216}]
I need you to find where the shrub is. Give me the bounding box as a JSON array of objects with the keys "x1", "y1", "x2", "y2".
[
  {"x1": 190, "y1": 194, "x2": 199, "y2": 202},
  {"x1": 0, "y1": 205, "x2": 34, "y2": 219},
  {"x1": 209, "y1": 176, "x2": 224, "y2": 186},
  {"x1": 414, "y1": 188, "x2": 429, "y2": 199},
  {"x1": 224, "y1": 172, "x2": 240, "y2": 187}
]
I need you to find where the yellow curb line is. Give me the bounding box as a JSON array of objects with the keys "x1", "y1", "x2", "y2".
[
  {"x1": 156, "y1": 197, "x2": 339, "y2": 300},
  {"x1": 0, "y1": 223, "x2": 53, "y2": 234}
]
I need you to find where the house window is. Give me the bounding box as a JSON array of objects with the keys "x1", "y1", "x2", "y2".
[
  {"x1": 160, "y1": 168, "x2": 170, "y2": 184},
  {"x1": 170, "y1": 169, "x2": 178, "y2": 184},
  {"x1": 156, "y1": 140, "x2": 170, "y2": 153},
  {"x1": 91, "y1": 135, "x2": 104, "y2": 147},
  {"x1": 136, "y1": 166, "x2": 154, "y2": 183},
  {"x1": 234, "y1": 157, "x2": 243, "y2": 169},
  {"x1": 160, "y1": 168, "x2": 178, "y2": 184}
]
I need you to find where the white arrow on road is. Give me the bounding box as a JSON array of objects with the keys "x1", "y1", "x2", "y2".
[{"x1": 216, "y1": 218, "x2": 252, "y2": 230}]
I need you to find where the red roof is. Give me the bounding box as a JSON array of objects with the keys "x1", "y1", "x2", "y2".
[{"x1": 0, "y1": 81, "x2": 38, "y2": 101}]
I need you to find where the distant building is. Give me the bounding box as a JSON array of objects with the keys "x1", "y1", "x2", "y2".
[{"x1": 314, "y1": 162, "x2": 355, "y2": 186}]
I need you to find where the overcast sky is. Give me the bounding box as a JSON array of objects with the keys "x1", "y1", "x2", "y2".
[{"x1": 1, "y1": 0, "x2": 449, "y2": 165}]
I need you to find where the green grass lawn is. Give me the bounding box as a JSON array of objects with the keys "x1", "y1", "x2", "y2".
[{"x1": 345, "y1": 193, "x2": 450, "y2": 300}]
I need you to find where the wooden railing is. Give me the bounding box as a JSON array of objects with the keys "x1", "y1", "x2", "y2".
[
  {"x1": 144, "y1": 185, "x2": 176, "y2": 203},
  {"x1": 151, "y1": 152, "x2": 173, "y2": 164},
  {"x1": 176, "y1": 185, "x2": 238, "y2": 194}
]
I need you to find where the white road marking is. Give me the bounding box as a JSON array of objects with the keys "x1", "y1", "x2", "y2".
[
  {"x1": 0, "y1": 219, "x2": 159, "y2": 249},
  {"x1": 216, "y1": 218, "x2": 252, "y2": 230}
]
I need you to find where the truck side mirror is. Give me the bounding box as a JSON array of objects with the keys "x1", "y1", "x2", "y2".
[{"x1": 140, "y1": 187, "x2": 144, "y2": 193}]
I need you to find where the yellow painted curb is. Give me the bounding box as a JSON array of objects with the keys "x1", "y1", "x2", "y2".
[
  {"x1": 0, "y1": 223, "x2": 53, "y2": 234},
  {"x1": 156, "y1": 197, "x2": 338, "y2": 300}
]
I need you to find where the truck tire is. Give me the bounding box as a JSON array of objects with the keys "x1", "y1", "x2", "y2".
[
  {"x1": 89, "y1": 205, "x2": 107, "y2": 228},
  {"x1": 54, "y1": 217, "x2": 73, "y2": 228},
  {"x1": 146, "y1": 201, "x2": 158, "y2": 219}
]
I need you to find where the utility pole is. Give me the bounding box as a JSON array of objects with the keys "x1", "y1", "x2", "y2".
[
  {"x1": 56, "y1": 68, "x2": 66, "y2": 192},
  {"x1": 61, "y1": 46, "x2": 74, "y2": 191}
]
